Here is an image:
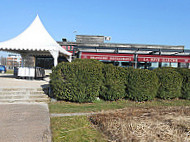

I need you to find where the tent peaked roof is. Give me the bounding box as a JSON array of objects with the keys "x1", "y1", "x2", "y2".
[{"x1": 0, "y1": 15, "x2": 71, "y2": 56}]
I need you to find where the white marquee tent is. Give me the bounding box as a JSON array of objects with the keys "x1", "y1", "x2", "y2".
[{"x1": 0, "y1": 15, "x2": 72, "y2": 67}]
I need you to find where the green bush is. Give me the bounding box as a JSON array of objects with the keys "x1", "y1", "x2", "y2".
[
  {"x1": 154, "y1": 68, "x2": 183, "y2": 99},
  {"x1": 123, "y1": 67, "x2": 135, "y2": 84},
  {"x1": 100, "y1": 64, "x2": 126, "y2": 101},
  {"x1": 127, "y1": 69, "x2": 159, "y2": 101},
  {"x1": 50, "y1": 59, "x2": 103, "y2": 103},
  {"x1": 176, "y1": 68, "x2": 190, "y2": 100}
]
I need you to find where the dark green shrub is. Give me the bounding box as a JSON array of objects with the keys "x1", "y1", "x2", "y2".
[
  {"x1": 154, "y1": 68, "x2": 183, "y2": 99},
  {"x1": 50, "y1": 59, "x2": 103, "y2": 103},
  {"x1": 176, "y1": 68, "x2": 190, "y2": 100},
  {"x1": 100, "y1": 64, "x2": 126, "y2": 101},
  {"x1": 127, "y1": 69, "x2": 159, "y2": 101},
  {"x1": 123, "y1": 67, "x2": 135, "y2": 84}
]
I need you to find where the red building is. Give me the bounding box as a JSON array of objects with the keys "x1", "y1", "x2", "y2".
[{"x1": 57, "y1": 35, "x2": 190, "y2": 69}]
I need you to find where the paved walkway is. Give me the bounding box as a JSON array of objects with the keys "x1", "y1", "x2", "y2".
[
  {"x1": 0, "y1": 74, "x2": 51, "y2": 142},
  {"x1": 0, "y1": 103, "x2": 51, "y2": 142},
  {"x1": 0, "y1": 74, "x2": 49, "y2": 88}
]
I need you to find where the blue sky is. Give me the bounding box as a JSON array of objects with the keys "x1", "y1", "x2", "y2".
[{"x1": 0, "y1": 0, "x2": 190, "y2": 56}]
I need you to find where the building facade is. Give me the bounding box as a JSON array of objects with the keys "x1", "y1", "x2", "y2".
[
  {"x1": 57, "y1": 35, "x2": 190, "y2": 69},
  {"x1": 6, "y1": 54, "x2": 22, "y2": 69}
]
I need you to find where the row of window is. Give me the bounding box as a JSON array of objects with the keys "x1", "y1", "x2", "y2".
[
  {"x1": 102, "y1": 61, "x2": 190, "y2": 69},
  {"x1": 35, "y1": 57, "x2": 190, "y2": 70}
]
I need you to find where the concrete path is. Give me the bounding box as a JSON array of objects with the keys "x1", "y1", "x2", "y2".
[
  {"x1": 0, "y1": 74, "x2": 49, "y2": 88},
  {"x1": 0, "y1": 103, "x2": 51, "y2": 142}
]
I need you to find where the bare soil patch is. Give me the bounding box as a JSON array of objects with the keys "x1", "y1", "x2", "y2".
[{"x1": 90, "y1": 106, "x2": 190, "y2": 142}]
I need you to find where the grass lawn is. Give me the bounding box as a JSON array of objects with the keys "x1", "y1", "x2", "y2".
[
  {"x1": 49, "y1": 99, "x2": 190, "y2": 114},
  {"x1": 51, "y1": 116, "x2": 106, "y2": 142},
  {"x1": 50, "y1": 99, "x2": 190, "y2": 141}
]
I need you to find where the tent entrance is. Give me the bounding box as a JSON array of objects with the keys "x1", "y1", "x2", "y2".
[{"x1": 35, "y1": 56, "x2": 68, "y2": 69}]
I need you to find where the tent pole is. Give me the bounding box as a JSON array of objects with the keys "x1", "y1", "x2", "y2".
[
  {"x1": 21, "y1": 53, "x2": 26, "y2": 67},
  {"x1": 50, "y1": 50, "x2": 59, "y2": 67},
  {"x1": 54, "y1": 56, "x2": 58, "y2": 66}
]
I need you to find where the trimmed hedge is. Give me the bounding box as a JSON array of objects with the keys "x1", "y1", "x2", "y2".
[
  {"x1": 100, "y1": 64, "x2": 126, "y2": 101},
  {"x1": 124, "y1": 67, "x2": 135, "y2": 84},
  {"x1": 50, "y1": 58, "x2": 190, "y2": 102},
  {"x1": 153, "y1": 68, "x2": 183, "y2": 99},
  {"x1": 127, "y1": 69, "x2": 159, "y2": 101},
  {"x1": 176, "y1": 68, "x2": 190, "y2": 100},
  {"x1": 50, "y1": 59, "x2": 103, "y2": 103}
]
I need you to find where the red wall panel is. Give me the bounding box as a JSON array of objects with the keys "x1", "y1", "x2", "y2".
[
  {"x1": 81, "y1": 52, "x2": 134, "y2": 61},
  {"x1": 138, "y1": 55, "x2": 190, "y2": 63}
]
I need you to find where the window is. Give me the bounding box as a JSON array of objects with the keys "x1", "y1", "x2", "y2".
[
  {"x1": 161, "y1": 62, "x2": 170, "y2": 67},
  {"x1": 170, "y1": 63, "x2": 178, "y2": 68}
]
